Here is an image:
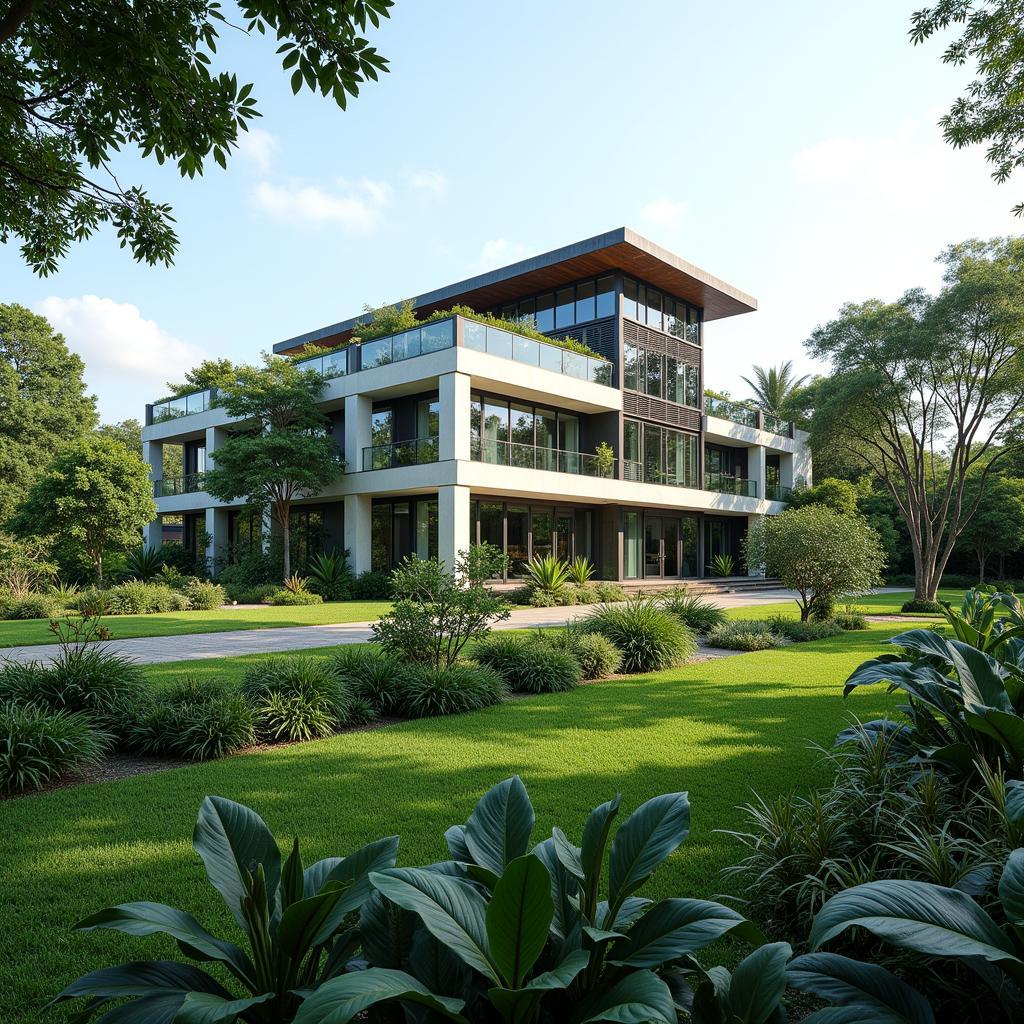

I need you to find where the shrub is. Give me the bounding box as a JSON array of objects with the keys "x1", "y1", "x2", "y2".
[
  {"x1": 545, "y1": 625, "x2": 622, "y2": 679},
  {"x1": 230, "y1": 583, "x2": 280, "y2": 605},
  {"x1": 0, "y1": 701, "x2": 106, "y2": 794},
  {"x1": 582, "y1": 598, "x2": 696, "y2": 672},
  {"x1": 659, "y1": 587, "x2": 727, "y2": 633},
  {"x1": 705, "y1": 622, "x2": 782, "y2": 651},
  {"x1": 764, "y1": 614, "x2": 843, "y2": 642},
  {"x1": 352, "y1": 569, "x2": 391, "y2": 599},
  {"x1": 181, "y1": 578, "x2": 225, "y2": 610},
  {"x1": 593, "y1": 581, "x2": 626, "y2": 602},
  {"x1": 834, "y1": 609, "x2": 869, "y2": 630},
  {"x1": 331, "y1": 646, "x2": 400, "y2": 713},
  {"x1": 2, "y1": 592, "x2": 61, "y2": 619},
  {"x1": 709, "y1": 552, "x2": 736, "y2": 577},
  {"x1": 522, "y1": 554, "x2": 571, "y2": 599},
  {"x1": 392, "y1": 662, "x2": 508, "y2": 717},
  {"x1": 473, "y1": 633, "x2": 582, "y2": 693},
  {"x1": 307, "y1": 548, "x2": 354, "y2": 601},
  {"x1": 104, "y1": 580, "x2": 178, "y2": 615},
  {"x1": 241, "y1": 656, "x2": 349, "y2": 741},
  {"x1": 168, "y1": 592, "x2": 192, "y2": 611},
  {"x1": 121, "y1": 545, "x2": 165, "y2": 582},
  {"x1": 566, "y1": 555, "x2": 595, "y2": 585},
  {"x1": 268, "y1": 588, "x2": 323, "y2": 606},
  {"x1": 901, "y1": 598, "x2": 944, "y2": 614},
  {"x1": 71, "y1": 586, "x2": 107, "y2": 616}
]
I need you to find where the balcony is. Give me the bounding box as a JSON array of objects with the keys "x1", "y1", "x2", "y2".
[
  {"x1": 151, "y1": 390, "x2": 213, "y2": 423},
  {"x1": 357, "y1": 319, "x2": 455, "y2": 370},
  {"x1": 462, "y1": 320, "x2": 612, "y2": 385},
  {"x1": 765, "y1": 483, "x2": 793, "y2": 502},
  {"x1": 155, "y1": 473, "x2": 206, "y2": 498},
  {"x1": 704, "y1": 472, "x2": 758, "y2": 498},
  {"x1": 362, "y1": 436, "x2": 439, "y2": 472},
  {"x1": 703, "y1": 396, "x2": 794, "y2": 438},
  {"x1": 622, "y1": 461, "x2": 699, "y2": 489},
  {"x1": 471, "y1": 438, "x2": 616, "y2": 477}
]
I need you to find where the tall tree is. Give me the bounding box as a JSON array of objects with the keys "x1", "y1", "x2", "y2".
[
  {"x1": 0, "y1": 1, "x2": 392, "y2": 275},
  {"x1": 10, "y1": 435, "x2": 156, "y2": 583},
  {"x1": 911, "y1": 1, "x2": 1024, "y2": 214},
  {"x1": 0, "y1": 303, "x2": 97, "y2": 522},
  {"x1": 203, "y1": 357, "x2": 341, "y2": 579},
  {"x1": 958, "y1": 470, "x2": 1024, "y2": 580},
  {"x1": 740, "y1": 360, "x2": 809, "y2": 416},
  {"x1": 805, "y1": 237, "x2": 1024, "y2": 601}
]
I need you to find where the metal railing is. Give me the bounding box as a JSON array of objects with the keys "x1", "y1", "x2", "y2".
[
  {"x1": 462, "y1": 319, "x2": 613, "y2": 385},
  {"x1": 152, "y1": 390, "x2": 213, "y2": 423},
  {"x1": 705, "y1": 472, "x2": 758, "y2": 498},
  {"x1": 154, "y1": 473, "x2": 206, "y2": 497},
  {"x1": 703, "y1": 395, "x2": 758, "y2": 428},
  {"x1": 622, "y1": 460, "x2": 699, "y2": 488},
  {"x1": 362, "y1": 436, "x2": 439, "y2": 472},
  {"x1": 471, "y1": 437, "x2": 616, "y2": 477},
  {"x1": 765, "y1": 483, "x2": 794, "y2": 502}
]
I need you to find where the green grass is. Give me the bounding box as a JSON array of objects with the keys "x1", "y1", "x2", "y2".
[
  {"x1": 720, "y1": 589, "x2": 962, "y2": 621},
  {"x1": 0, "y1": 601, "x2": 392, "y2": 648},
  {"x1": 0, "y1": 624, "x2": 902, "y2": 1023}
]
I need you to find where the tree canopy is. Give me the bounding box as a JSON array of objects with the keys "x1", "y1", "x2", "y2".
[
  {"x1": 740, "y1": 360, "x2": 809, "y2": 417},
  {"x1": 0, "y1": 0, "x2": 392, "y2": 275},
  {"x1": 958, "y1": 470, "x2": 1024, "y2": 580},
  {"x1": 804, "y1": 236, "x2": 1024, "y2": 599},
  {"x1": 0, "y1": 303, "x2": 97, "y2": 523},
  {"x1": 11, "y1": 434, "x2": 156, "y2": 582}
]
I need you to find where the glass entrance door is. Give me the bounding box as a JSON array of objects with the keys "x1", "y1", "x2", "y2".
[
  {"x1": 555, "y1": 511, "x2": 574, "y2": 563},
  {"x1": 663, "y1": 519, "x2": 679, "y2": 577},
  {"x1": 644, "y1": 517, "x2": 663, "y2": 577}
]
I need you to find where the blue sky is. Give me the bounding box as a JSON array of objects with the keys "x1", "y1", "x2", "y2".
[{"x1": 3, "y1": 0, "x2": 1020, "y2": 422}]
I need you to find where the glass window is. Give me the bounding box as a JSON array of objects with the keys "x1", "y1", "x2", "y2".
[
  {"x1": 501, "y1": 304, "x2": 517, "y2": 321},
  {"x1": 681, "y1": 515, "x2": 699, "y2": 577},
  {"x1": 575, "y1": 280, "x2": 596, "y2": 323},
  {"x1": 555, "y1": 287, "x2": 575, "y2": 329},
  {"x1": 483, "y1": 399, "x2": 509, "y2": 464},
  {"x1": 645, "y1": 350, "x2": 663, "y2": 399},
  {"x1": 531, "y1": 509, "x2": 553, "y2": 561},
  {"x1": 371, "y1": 504, "x2": 392, "y2": 573},
  {"x1": 510, "y1": 404, "x2": 535, "y2": 467},
  {"x1": 417, "y1": 399, "x2": 439, "y2": 439},
  {"x1": 558, "y1": 414, "x2": 579, "y2": 456},
  {"x1": 646, "y1": 289, "x2": 662, "y2": 330},
  {"x1": 596, "y1": 275, "x2": 615, "y2": 318},
  {"x1": 624, "y1": 419, "x2": 640, "y2": 463},
  {"x1": 507, "y1": 506, "x2": 529, "y2": 578},
  {"x1": 644, "y1": 424, "x2": 663, "y2": 484},
  {"x1": 686, "y1": 364, "x2": 700, "y2": 407},
  {"x1": 637, "y1": 284, "x2": 647, "y2": 323},
  {"x1": 535, "y1": 293, "x2": 554, "y2": 333},
  {"x1": 666, "y1": 356, "x2": 678, "y2": 403},
  {"x1": 371, "y1": 409, "x2": 392, "y2": 448},
  {"x1": 421, "y1": 320, "x2": 452, "y2": 353},
  {"x1": 536, "y1": 409, "x2": 557, "y2": 471},
  {"x1": 480, "y1": 501, "x2": 503, "y2": 555},
  {"x1": 518, "y1": 297, "x2": 536, "y2": 327},
  {"x1": 470, "y1": 393, "x2": 482, "y2": 452},
  {"x1": 415, "y1": 500, "x2": 438, "y2": 560},
  {"x1": 623, "y1": 278, "x2": 638, "y2": 321},
  {"x1": 624, "y1": 342, "x2": 638, "y2": 391},
  {"x1": 624, "y1": 511, "x2": 641, "y2": 579},
  {"x1": 686, "y1": 305, "x2": 701, "y2": 345},
  {"x1": 392, "y1": 328, "x2": 420, "y2": 362}
]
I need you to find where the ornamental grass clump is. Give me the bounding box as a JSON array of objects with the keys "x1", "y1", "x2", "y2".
[
  {"x1": 582, "y1": 597, "x2": 696, "y2": 673},
  {"x1": 392, "y1": 662, "x2": 508, "y2": 717},
  {"x1": 241, "y1": 656, "x2": 350, "y2": 742},
  {"x1": 658, "y1": 587, "x2": 727, "y2": 633},
  {"x1": 332, "y1": 645, "x2": 402, "y2": 714},
  {"x1": 544, "y1": 623, "x2": 622, "y2": 679},
  {"x1": 473, "y1": 633, "x2": 582, "y2": 693},
  {"x1": 705, "y1": 621, "x2": 783, "y2": 652}
]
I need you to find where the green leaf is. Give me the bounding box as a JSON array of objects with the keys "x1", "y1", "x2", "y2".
[
  {"x1": 999, "y1": 849, "x2": 1024, "y2": 927},
  {"x1": 608, "y1": 792, "x2": 690, "y2": 909},
  {"x1": 551, "y1": 827, "x2": 585, "y2": 881},
  {"x1": 967, "y1": 709, "x2": 1024, "y2": 763},
  {"x1": 576, "y1": 970, "x2": 677, "y2": 1023},
  {"x1": 73, "y1": 902, "x2": 253, "y2": 983},
  {"x1": 949, "y1": 640, "x2": 1013, "y2": 712},
  {"x1": 464, "y1": 776, "x2": 535, "y2": 875},
  {"x1": 193, "y1": 796, "x2": 281, "y2": 930},
  {"x1": 726, "y1": 942, "x2": 790, "y2": 1024},
  {"x1": 369, "y1": 868, "x2": 499, "y2": 983},
  {"x1": 291, "y1": 68, "x2": 303, "y2": 93},
  {"x1": 278, "y1": 883, "x2": 349, "y2": 960},
  {"x1": 292, "y1": 967, "x2": 467, "y2": 1024},
  {"x1": 787, "y1": 952, "x2": 935, "y2": 1024},
  {"x1": 531, "y1": 837, "x2": 580, "y2": 940},
  {"x1": 52, "y1": 960, "x2": 229, "y2": 1004},
  {"x1": 488, "y1": 950, "x2": 589, "y2": 1024},
  {"x1": 282, "y1": 837, "x2": 304, "y2": 909},
  {"x1": 486, "y1": 854, "x2": 554, "y2": 987},
  {"x1": 175, "y1": 991, "x2": 274, "y2": 1024},
  {"x1": 607, "y1": 899, "x2": 765, "y2": 967},
  {"x1": 581, "y1": 796, "x2": 620, "y2": 885},
  {"x1": 1007, "y1": 781, "x2": 1024, "y2": 826},
  {"x1": 810, "y1": 879, "x2": 1019, "y2": 964},
  {"x1": 304, "y1": 835, "x2": 399, "y2": 910}
]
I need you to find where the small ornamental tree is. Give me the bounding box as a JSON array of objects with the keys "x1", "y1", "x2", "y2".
[
  {"x1": 958, "y1": 472, "x2": 1024, "y2": 581},
  {"x1": 11, "y1": 435, "x2": 156, "y2": 583},
  {"x1": 203, "y1": 357, "x2": 341, "y2": 580},
  {"x1": 743, "y1": 506, "x2": 885, "y2": 621}
]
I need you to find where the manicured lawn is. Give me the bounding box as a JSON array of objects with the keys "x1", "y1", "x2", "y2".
[
  {"x1": 0, "y1": 624, "x2": 901, "y2": 1023},
  {"x1": 0, "y1": 601, "x2": 392, "y2": 648},
  {"x1": 721, "y1": 588, "x2": 961, "y2": 621}
]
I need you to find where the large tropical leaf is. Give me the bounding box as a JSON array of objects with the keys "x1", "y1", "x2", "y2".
[
  {"x1": 608, "y1": 792, "x2": 690, "y2": 910},
  {"x1": 277, "y1": 883, "x2": 349, "y2": 960},
  {"x1": 532, "y1": 837, "x2": 580, "y2": 941},
  {"x1": 607, "y1": 899, "x2": 764, "y2": 967},
  {"x1": 787, "y1": 952, "x2": 934, "y2": 1024},
  {"x1": 726, "y1": 942, "x2": 791, "y2": 1024},
  {"x1": 175, "y1": 991, "x2": 275, "y2": 1024},
  {"x1": 486, "y1": 854, "x2": 554, "y2": 987},
  {"x1": 445, "y1": 823, "x2": 473, "y2": 862},
  {"x1": 575, "y1": 969, "x2": 677, "y2": 1024},
  {"x1": 949, "y1": 640, "x2": 1013, "y2": 713},
  {"x1": 551, "y1": 826, "x2": 585, "y2": 881},
  {"x1": 581, "y1": 796, "x2": 621, "y2": 882},
  {"x1": 966, "y1": 709, "x2": 1024, "y2": 764},
  {"x1": 810, "y1": 879, "x2": 1020, "y2": 964},
  {"x1": 1007, "y1": 781, "x2": 1024, "y2": 827},
  {"x1": 488, "y1": 950, "x2": 589, "y2": 1024},
  {"x1": 369, "y1": 867, "x2": 499, "y2": 983},
  {"x1": 73, "y1": 902, "x2": 254, "y2": 983},
  {"x1": 999, "y1": 849, "x2": 1024, "y2": 927},
  {"x1": 292, "y1": 967, "x2": 467, "y2": 1024},
  {"x1": 193, "y1": 797, "x2": 281, "y2": 929},
  {"x1": 464, "y1": 777, "x2": 535, "y2": 875},
  {"x1": 887, "y1": 629, "x2": 956, "y2": 664},
  {"x1": 303, "y1": 835, "x2": 400, "y2": 910},
  {"x1": 842, "y1": 658, "x2": 953, "y2": 700},
  {"x1": 52, "y1": 960, "x2": 231, "y2": 1005}
]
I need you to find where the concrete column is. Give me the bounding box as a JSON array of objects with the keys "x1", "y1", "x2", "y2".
[
  {"x1": 438, "y1": 484, "x2": 471, "y2": 573},
  {"x1": 747, "y1": 444, "x2": 767, "y2": 500},
  {"x1": 779, "y1": 452, "x2": 795, "y2": 490},
  {"x1": 205, "y1": 506, "x2": 230, "y2": 576},
  {"x1": 439, "y1": 371, "x2": 471, "y2": 462},
  {"x1": 205, "y1": 425, "x2": 228, "y2": 464},
  {"x1": 142, "y1": 439, "x2": 163, "y2": 550},
  {"x1": 344, "y1": 393, "x2": 372, "y2": 473},
  {"x1": 344, "y1": 493, "x2": 373, "y2": 574},
  {"x1": 747, "y1": 513, "x2": 765, "y2": 577}
]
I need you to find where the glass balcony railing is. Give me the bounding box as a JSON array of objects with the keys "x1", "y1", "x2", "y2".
[
  {"x1": 293, "y1": 347, "x2": 350, "y2": 379},
  {"x1": 471, "y1": 437, "x2": 616, "y2": 477},
  {"x1": 358, "y1": 318, "x2": 455, "y2": 371},
  {"x1": 152, "y1": 390, "x2": 213, "y2": 423},
  {"x1": 362, "y1": 436, "x2": 439, "y2": 472},
  {"x1": 763, "y1": 413, "x2": 793, "y2": 437},
  {"x1": 703, "y1": 395, "x2": 758, "y2": 429},
  {"x1": 705, "y1": 472, "x2": 758, "y2": 498},
  {"x1": 765, "y1": 483, "x2": 794, "y2": 502},
  {"x1": 622, "y1": 460, "x2": 699, "y2": 488},
  {"x1": 462, "y1": 319, "x2": 613, "y2": 385},
  {"x1": 154, "y1": 473, "x2": 206, "y2": 497}
]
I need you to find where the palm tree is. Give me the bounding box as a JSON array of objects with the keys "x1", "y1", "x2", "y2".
[{"x1": 740, "y1": 360, "x2": 809, "y2": 415}]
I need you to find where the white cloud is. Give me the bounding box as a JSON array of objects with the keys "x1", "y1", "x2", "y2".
[
  {"x1": 34, "y1": 296, "x2": 206, "y2": 423},
  {"x1": 639, "y1": 197, "x2": 689, "y2": 228},
  {"x1": 473, "y1": 238, "x2": 532, "y2": 272},
  {"x1": 235, "y1": 127, "x2": 277, "y2": 173},
  {"x1": 408, "y1": 169, "x2": 447, "y2": 197},
  {"x1": 251, "y1": 178, "x2": 392, "y2": 232}
]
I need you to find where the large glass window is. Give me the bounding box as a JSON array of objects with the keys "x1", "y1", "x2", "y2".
[
  {"x1": 536, "y1": 408, "x2": 557, "y2": 471},
  {"x1": 555, "y1": 287, "x2": 575, "y2": 329},
  {"x1": 532, "y1": 509, "x2": 553, "y2": 561},
  {"x1": 643, "y1": 424, "x2": 663, "y2": 484},
  {"x1": 471, "y1": 395, "x2": 581, "y2": 467},
  {"x1": 624, "y1": 511, "x2": 641, "y2": 579},
  {"x1": 624, "y1": 343, "x2": 699, "y2": 409},
  {"x1": 371, "y1": 409, "x2": 392, "y2": 447},
  {"x1": 621, "y1": 275, "x2": 702, "y2": 345},
  {"x1": 535, "y1": 293, "x2": 554, "y2": 333},
  {"x1": 625, "y1": 419, "x2": 698, "y2": 487},
  {"x1": 417, "y1": 399, "x2": 439, "y2": 438},
  {"x1": 480, "y1": 501, "x2": 503, "y2": 553},
  {"x1": 415, "y1": 499, "x2": 438, "y2": 560},
  {"x1": 644, "y1": 350, "x2": 663, "y2": 399},
  {"x1": 596, "y1": 275, "x2": 615, "y2": 318},
  {"x1": 623, "y1": 342, "x2": 639, "y2": 391},
  {"x1": 510, "y1": 404, "x2": 535, "y2": 467},
  {"x1": 371, "y1": 504, "x2": 392, "y2": 572},
  {"x1": 574, "y1": 280, "x2": 595, "y2": 323},
  {"x1": 507, "y1": 506, "x2": 529, "y2": 577},
  {"x1": 622, "y1": 278, "x2": 638, "y2": 321},
  {"x1": 646, "y1": 289, "x2": 662, "y2": 330},
  {"x1": 685, "y1": 364, "x2": 700, "y2": 407}
]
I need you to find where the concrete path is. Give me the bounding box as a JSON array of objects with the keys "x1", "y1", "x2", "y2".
[{"x1": 0, "y1": 587, "x2": 905, "y2": 667}]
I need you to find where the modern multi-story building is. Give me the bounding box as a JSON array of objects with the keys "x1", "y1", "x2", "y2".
[{"x1": 142, "y1": 228, "x2": 811, "y2": 584}]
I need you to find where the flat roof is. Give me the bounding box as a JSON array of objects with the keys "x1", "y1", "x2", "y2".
[{"x1": 273, "y1": 227, "x2": 757, "y2": 354}]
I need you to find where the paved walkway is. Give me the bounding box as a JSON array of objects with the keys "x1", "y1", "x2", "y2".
[{"x1": 0, "y1": 588, "x2": 903, "y2": 667}]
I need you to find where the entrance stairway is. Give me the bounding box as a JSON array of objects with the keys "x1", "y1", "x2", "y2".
[{"x1": 618, "y1": 576, "x2": 784, "y2": 597}]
